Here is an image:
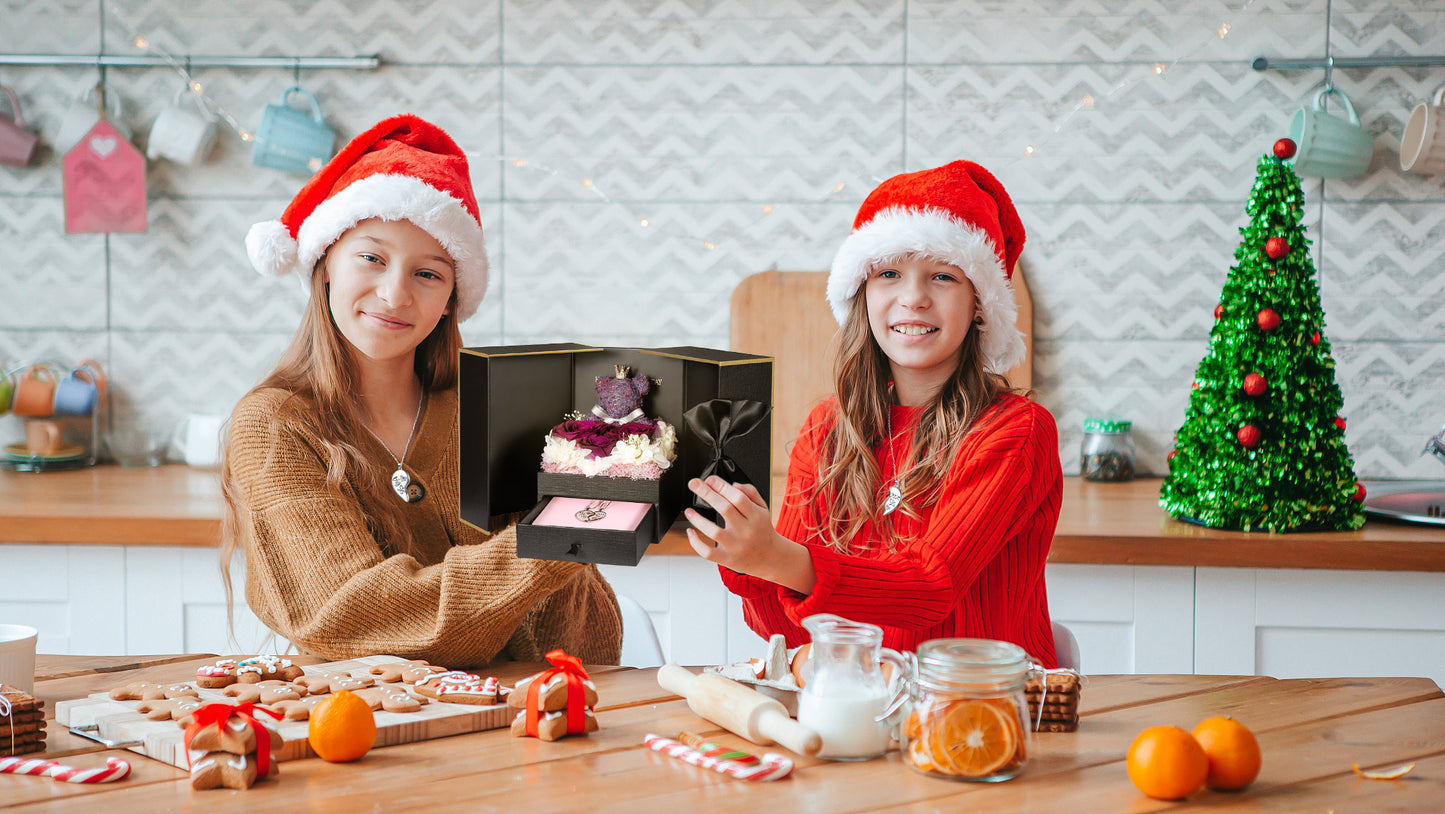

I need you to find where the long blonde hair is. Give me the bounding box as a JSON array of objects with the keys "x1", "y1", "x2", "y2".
[
  {"x1": 806, "y1": 289, "x2": 1012, "y2": 553},
  {"x1": 218, "y1": 255, "x2": 461, "y2": 610}
]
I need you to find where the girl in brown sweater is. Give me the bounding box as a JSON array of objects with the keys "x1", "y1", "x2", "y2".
[{"x1": 220, "y1": 115, "x2": 620, "y2": 667}]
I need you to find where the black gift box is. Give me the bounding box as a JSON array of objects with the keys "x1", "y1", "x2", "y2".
[{"x1": 459, "y1": 344, "x2": 773, "y2": 565}]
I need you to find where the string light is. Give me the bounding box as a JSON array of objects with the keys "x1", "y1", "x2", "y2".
[
  {"x1": 1152, "y1": 62, "x2": 1167, "y2": 75},
  {"x1": 761, "y1": 204, "x2": 774, "y2": 215},
  {"x1": 639, "y1": 218, "x2": 650, "y2": 228},
  {"x1": 1218, "y1": 22, "x2": 1231, "y2": 39},
  {"x1": 1023, "y1": 144, "x2": 1037, "y2": 157}
]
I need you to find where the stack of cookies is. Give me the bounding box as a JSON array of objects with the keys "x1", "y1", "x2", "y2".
[
  {"x1": 187, "y1": 711, "x2": 282, "y2": 791},
  {"x1": 509, "y1": 670, "x2": 599, "y2": 742},
  {"x1": 0, "y1": 688, "x2": 45, "y2": 756},
  {"x1": 1025, "y1": 671, "x2": 1081, "y2": 733}
]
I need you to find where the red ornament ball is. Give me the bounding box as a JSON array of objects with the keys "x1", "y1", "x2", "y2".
[
  {"x1": 1334, "y1": 416, "x2": 1347, "y2": 431},
  {"x1": 1214, "y1": 303, "x2": 1224, "y2": 320},
  {"x1": 1265, "y1": 236, "x2": 1290, "y2": 259},
  {"x1": 1243, "y1": 372, "x2": 1268, "y2": 396},
  {"x1": 1273, "y1": 138, "x2": 1297, "y2": 159},
  {"x1": 1256, "y1": 308, "x2": 1281, "y2": 331},
  {"x1": 1310, "y1": 331, "x2": 1321, "y2": 346},
  {"x1": 1168, "y1": 450, "x2": 1177, "y2": 462},
  {"x1": 1353, "y1": 482, "x2": 1367, "y2": 503},
  {"x1": 1237, "y1": 424, "x2": 1262, "y2": 449}
]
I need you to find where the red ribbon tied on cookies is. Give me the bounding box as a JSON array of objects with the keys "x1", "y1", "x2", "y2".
[
  {"x1": 525, "y1": 649, "x2": 590, "y2": 738},
  {"x1": 183, "y1": 702, "x2": 284, "y2": 776}
]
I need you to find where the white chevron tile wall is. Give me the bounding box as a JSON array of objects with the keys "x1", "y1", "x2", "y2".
[{"x1": 1, "y1": 0, "x2": 1442, "y2": 478}]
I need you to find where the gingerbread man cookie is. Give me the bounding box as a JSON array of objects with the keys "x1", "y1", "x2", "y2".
[
  {"x1": 327, "y1": 673, "x2": 375, "y2": 692},
  {"x1": 292, "y1": 674, "x2": 335, "y2": 695},
  {"x1": 510, "y1": 708, "x2": 599, "y2": 742},
  {"x1": 109, "y1": 681, "x2": 200, "y2": 701},
  {"x1": 189, "y1": 750, "x2": 278, "y2": 790},
  {"x1": 413, "y1": 671, "x2": 502, "y2": 705},
  {"x1": 355, "y1": 685, "x2": 428, "y2": 713},
  {"x1": 265, "y1": 697, "x2": 324, "y2": 721},
  {"x1": 508, "y1": 673, "x2": 598, "y2": 712},
  {"x1": 368, "y1": 659, "x2": 447, "y2": 684},
  {"x1": 223, "y1": 680, "x2": 305, "y2": 705},
  {"x1": 235, "y1": 656, "x2": 305, "y2": 684},
  {"x1": 134, "y1": 697, "x2": 205, "y2": 725}
]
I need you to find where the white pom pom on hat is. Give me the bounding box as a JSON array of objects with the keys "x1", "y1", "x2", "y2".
[
  {"x1": 827, "y1": 160, "x2": 1027, "y2": 373},
  {"x1": 245, "y1": 114, "x2": 489, "y2": 323}
]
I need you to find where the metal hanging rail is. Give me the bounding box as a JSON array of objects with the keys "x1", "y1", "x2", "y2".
[
  {"x1": 0, "y1": 54, "x2": 380, "y2": 69},
  {"x1": 1253, "y1": 55, "x2": 1445, "y2": 71}
]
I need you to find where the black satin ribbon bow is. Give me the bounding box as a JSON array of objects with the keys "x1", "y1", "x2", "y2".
[{"x1": 684, "y1": 398, "x2": 771, "y2": 510}]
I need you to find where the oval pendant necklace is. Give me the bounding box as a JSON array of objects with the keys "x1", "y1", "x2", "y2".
[
  {"x1": 363, "y1": 389, "x2": 426, "y2": 503},
  {"x1": 882, "y1": 409, "x2": 904, "y2": 516}
]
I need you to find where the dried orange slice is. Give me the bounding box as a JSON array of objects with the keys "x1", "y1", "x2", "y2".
[
  {"x1": 907, "y1": 737, "x2": 937, "y2": 773},
  {"x1": 1351, "y1": 762, "x2": 1415, "y2": 780},
  {"x1": 925, "y1": 699, "x2": 1018, "y2": 778}
]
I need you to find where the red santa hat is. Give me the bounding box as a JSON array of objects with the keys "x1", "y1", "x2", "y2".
[
  {"x1": 827, "y1": 160, "x2": 1026, "y2": 373},
  {"x1": 245, "y1": 114, "x2": 488, "y2": 322}
]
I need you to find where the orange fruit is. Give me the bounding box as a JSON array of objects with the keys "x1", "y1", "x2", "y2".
[
  {"x1": 1126, "y1": 725, "x2": 1209, "y2": 800},
  {"x1": 308, "y1": 689, "x2": 377, "y2": 763},
  {"x1": 925, "y1": 699, "x2": 1017, "y2": 778},
  {"x1": 1192, "y1": 716, "x2": 1261, "y2": 791}
]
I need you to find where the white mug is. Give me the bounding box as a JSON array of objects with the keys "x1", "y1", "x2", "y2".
[
  {"x1": 1400, "y1": 86, "x2": 1445, "y2": 176},
  {"x1": 0, "y1": 623, "x2": 38, "y2": 695},
  {"x1": 173, "y1": 413, "x2": 227, "y2": 468},
  {"x1": 56, "y1": 86, "x2": 130, "y2": 155},
  {"x1": 147, "y1": 90, "x2": 218, "y2": 165}
]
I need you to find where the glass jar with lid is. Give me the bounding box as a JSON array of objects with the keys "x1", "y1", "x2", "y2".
[
  {"x1": 900, "y1": 639, "x2": 1031, "y2": 782},
  {"x1": 1080, "y1": 418, "x2": 1135, "y2": 482}
]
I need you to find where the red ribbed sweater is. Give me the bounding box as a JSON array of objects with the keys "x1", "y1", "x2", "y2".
[{"x1": 721, "y1": 393, "x2": 1063, "y2": 667}]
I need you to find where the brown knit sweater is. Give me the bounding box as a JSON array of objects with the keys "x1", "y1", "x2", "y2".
[{"x1": 227, "y1": 385, "x2": 621, "y2": 668}]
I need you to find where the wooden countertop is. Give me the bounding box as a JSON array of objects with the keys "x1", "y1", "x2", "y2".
[
  {"x1": 8, "y1": 656, "x2": 1445, "y2": 811},
  {"x1": 3, "y1": 466, "x2": 1443, "y2": 571}
]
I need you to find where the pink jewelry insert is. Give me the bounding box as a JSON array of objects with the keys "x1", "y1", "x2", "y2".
[{"x1": 532, "y1": 496, "x2": 652, "y2": 531}]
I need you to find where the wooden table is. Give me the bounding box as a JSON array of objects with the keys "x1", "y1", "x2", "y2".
[
  {"x1": 6, "y1": 466, "x2": 1444, "y2": 571},
  {"x1": 6, "y1": 656, "x2": 1442, "y2": 811}
]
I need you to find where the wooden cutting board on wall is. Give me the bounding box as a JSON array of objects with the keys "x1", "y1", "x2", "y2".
[
  {"x1": 729, "y1": 268, "x2": 1033, "y2": 480},
  {"x1": 54, "y1": 655, "x2": 514, "y2": 769}
]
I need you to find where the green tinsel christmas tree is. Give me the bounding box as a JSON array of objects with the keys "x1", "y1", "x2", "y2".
[{"x1": 1160, "y1": 138, "x2": 1365, "y2": 532}]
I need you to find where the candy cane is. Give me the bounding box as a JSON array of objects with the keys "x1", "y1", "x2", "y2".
[
  {"x1": 0, "y1": 756, "x2": 131, "y2": 784},
  {"x1": 643, "y1": 734, "x2": 792, "y2": 781}
]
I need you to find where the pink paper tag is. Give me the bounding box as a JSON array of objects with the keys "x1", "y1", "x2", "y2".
[
  {"x1": 532, "y1": 496, "x2": 652, "y2": 531},
  {"x1": 63, "y1": 119, "x2": 147, "y2": 234}
]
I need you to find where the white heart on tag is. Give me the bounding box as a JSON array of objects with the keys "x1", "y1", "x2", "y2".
[{"x1": 89, "y1": 135, "x2": 117, "y2": 158}]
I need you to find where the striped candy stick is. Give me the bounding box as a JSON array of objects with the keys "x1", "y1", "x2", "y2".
[
  {"x1": 0, "y1": 756, "x2": 131, "y2": 783},
  {"x1": 644, "y1": 734, "x2": 793, "y2": 781},
  {"x1": 676, "y1": 730, "x2": 761, "y2": 765}
]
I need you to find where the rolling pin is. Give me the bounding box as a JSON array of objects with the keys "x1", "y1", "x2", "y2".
[{"x1": 657, "y1": 664, "x2": 822, "y2": 756}]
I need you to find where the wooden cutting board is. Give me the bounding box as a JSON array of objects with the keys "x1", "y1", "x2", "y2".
[{"x1": 54, "y1": 655, "x2": 514, "y2": 768}]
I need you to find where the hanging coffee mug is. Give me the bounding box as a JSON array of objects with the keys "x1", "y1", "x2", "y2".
[
  {"x1": 252, "y1": 86, "x2": 335, "y2": 175},
  {"x1": 52, "y1": 367, "x2": 100, "y2": 416},
  {"x1": 1400, "y1": 86, "x2": 1445, "y2": 176},
  {"x1": 56, "y1": 86, "x2": 130, "y2": 156},
  {"x1": 147, "y1": 90, "x2": 218, "y2": 165},
  {"x1": 0, "y1": 85, "x2": 38, "y2": 167},
  {"x1": 10, "y1": 364, "x2": 59, "y2": 418},
  {"x1": 1288, "y1": 87, "x2": 1374, "y2": 179}
]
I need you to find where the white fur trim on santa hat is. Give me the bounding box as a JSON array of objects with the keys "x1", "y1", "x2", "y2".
[
  {"x1": 246, "y1": 219, "x2": 298, "y2": 278},
  {"x1": 828, "y1": 206, "x2": 1024, "y2": 373},
  {"x1": 290, "y1": 173, "x2": 489, "y2": 322}
]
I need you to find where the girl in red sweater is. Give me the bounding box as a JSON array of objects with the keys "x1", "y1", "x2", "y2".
[{"x1": 686, "y1": 161, "x2": 1063, "y2": 667}]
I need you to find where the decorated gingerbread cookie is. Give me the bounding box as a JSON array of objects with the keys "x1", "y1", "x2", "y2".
[
  {"x1": 235, "y1": 656, "x2": 305, "y2": 684},
  {"x1": 413, "y1": 671, "x2": 502, "y2": 705},
  {"x1": 134, "y1": 697, "x2": 205, "y2": 726},
  {"x1": 265, "y1": 697, "x2": 324, "y2": 721},
  {"x1": 185, "y1": 715, "x2": 282, "y2": 756},
  {"x1": 368, "y1": 659, "x2": 447, "y2": 684},
  {"x1": 109, "y1": 681, "x2": 200, "y2": 701},
  {"x1": 292, "y1": 674, "x2": 335, "y2": 695},
  {"x1": 510, "y1": 708, "x2": 599, "y2": 742},
  {"x1": 190, "y1": 750, "x2": 278, "y2": 790},
  {"x1": 354, "y1": 685, "x2": 428, "y2": 713},
  {"x1": 223, "y1": 680, "x2": 306, "y2": 705},
  {"x1": 196, "y1": 660, "x2": 241, "y2": 688}
]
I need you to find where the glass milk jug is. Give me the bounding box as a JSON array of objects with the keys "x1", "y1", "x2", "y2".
[{"x1": 797, "y1": 614, "x2": 910, "y2": 760}]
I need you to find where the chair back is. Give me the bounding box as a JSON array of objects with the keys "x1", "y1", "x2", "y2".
[{"x1": 616, "y1": 593, "x2": 664, "y2": 668}]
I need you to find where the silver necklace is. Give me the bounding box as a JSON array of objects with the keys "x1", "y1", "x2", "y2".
[
  {"x1": 363, "y1": 389, "x2": 426, "y2": 503},
  {"x1": 575, "y1": 499, "x2": 611, "y2": 522},
  {"x1": 882, "y1": 409, "x2": 904, "y2": 515}
]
